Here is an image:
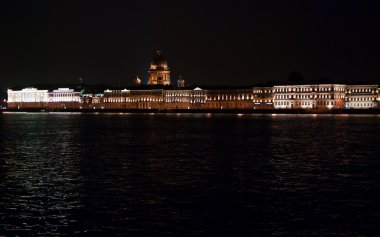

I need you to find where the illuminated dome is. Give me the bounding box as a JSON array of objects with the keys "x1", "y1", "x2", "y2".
[
  {"x1": 148, "y1": 50, "x2": 171, "y2": 85},
  {"x1": 150, "y1": 50, "x2": 169, "y2": 70}
]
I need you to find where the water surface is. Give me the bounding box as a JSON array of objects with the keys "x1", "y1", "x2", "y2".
[{"x1": 0, "y1": 113, "x2": 379, "y2": 236}]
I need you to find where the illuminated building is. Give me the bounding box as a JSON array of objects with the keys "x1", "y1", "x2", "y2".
[
  {"x1": 252, "y1": 87, "x2": 274, "y2": 109},
  {"x1": 7, "y1": 88, "x2": 49, "y2": 109},
  {"x1": 104, "y1": 89, "x2": 166, "y2": 109},
  {"x1": 4, "y1": 84, "x2": 380, "y2": 111},
  {"x1": 148, "y1": 50, "x2": 171, "y2": 85},
  {"x1": 164, "y1": 89, "x2": 192, "y2": 109},
  {"x1": 314, "y1": 84, "x2": 346, "y2": 110},
  {"x1": 204, "y1": 89, "x2": 253, "y2": 109},
  {"x1": 345, "y1": 85, "x2": 378, "y2": 109},
  {"x1": 273, "y1": 84, "x2": 346, "y2": 110},
  {"x1": 129, "y1": 90, "x2": 164, "y2": 109},
  {"x1": 49, "y1": 88, "x2": 81, "y2": 109},
  {"x1": 4, "y1": 51, "x2": 380, "y2": 112},
  {"x1": 80, "y1": 93, "x2": 104, "y2": 109},
  {"x1": 103, "y1": 89, "x2": 131, "y2": 109},
  {"x1": 103, "y1": 88, "x2": 206, "y2": 110},
  {"x1": 191, "y1": 87, "x2": 207, "y2": 109},
  {"x1": 6, "y1": 84, "x2": 380, "y2": 111}
]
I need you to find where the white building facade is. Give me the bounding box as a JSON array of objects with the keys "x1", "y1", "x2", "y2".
[
  {"x1": 49, "y1": 88, "x2": 81, "y2": 103},
  {"x1": 7, "y1": 88, "x2": 49, "y2": 109},
  {"x1": 345, "y1": 85, "x2": 378, "y2": 109},
  {"x1": 48, "y1": 88, "x2": 81, "y2": 109},
  {"x1": 273, "y1": 84, "x2": 346, "y2": 110}
]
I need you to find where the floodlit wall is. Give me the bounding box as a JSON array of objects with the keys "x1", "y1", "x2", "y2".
[
  {"x1": 6, "y1": 84, "x2": 380, "y2": 111},
  {"x1": 345, "y1": 85, "x2": 378, "y2": 109},
  {"x1": 252, "y1": 87, "x2": 274, "y2": 109},
  {"x1": 103, "y1": 88, "x2": 207, "y2": 110},
  {"x1": 204, "y1": 89, "x2": 252, "y2": 109},
  {"x1": 7, "y1": 88, "x2": 49, "y2": 109},
  {"x1": 273, "y1": 84, "x2": 346, "y2": 110},
  {"x1": 48, "y1": 88, "x2": 81, "y2": 109},
  {"x1": 163, "y1": 90, "x2": 192, "y2": 109}
]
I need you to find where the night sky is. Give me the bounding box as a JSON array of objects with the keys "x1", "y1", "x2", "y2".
[{"x1": 1, "y1": 0, "x2": 380, "y2": 92}]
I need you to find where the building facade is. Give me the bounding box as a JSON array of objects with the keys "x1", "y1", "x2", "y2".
[
  {"x1": 103, "y1": 87, "x2": 207, "y2": 110},
  {"x1": 252, "y1": 87, "x2": 274, "y2": 109},
  {"x1": 163, "y1": 89, "x2": 192, "y2": 109},
  {"x1": 49, "y1": 88, "x2": 81, "y2": 109},
  {"x1": 4, "y1": 52, "x2": 380, "y2": 111},
  {"x1": 7, "y1": 88, "x2": 49, "y2": 109},
  {"x1": 345, "y1": 85, "x2": 378, "y2": 109},
  {"x1": 273, "y1": 84, "x2": 346, "y2": 110},
  {"x1": 204, "y1": 89, "x2": 253, "y2": 109},
  {"x1": 5, "y1": 84, "x2": 380, "y2": 111},
  {"x1": 148, "y1": 50, "x2": 171, "y2": 85}
]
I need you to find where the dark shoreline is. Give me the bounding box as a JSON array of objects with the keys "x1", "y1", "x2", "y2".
[{"x1": 2, "y1": 108, "x2": 380, "y2": 114}]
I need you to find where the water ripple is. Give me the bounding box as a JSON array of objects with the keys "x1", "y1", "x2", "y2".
[{"x1": 0, "y1": 113, "x2": 379, "y2": 236}]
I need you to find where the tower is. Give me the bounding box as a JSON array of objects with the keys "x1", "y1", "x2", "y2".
[
  {"x1": 148, "y1": 50, "x2": 171, "y2": 85},
  {"x1": 177, "y1": 76, "x2": 185, "y2": 88}
]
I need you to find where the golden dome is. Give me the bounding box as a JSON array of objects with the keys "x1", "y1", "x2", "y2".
[{"x1": 150, "y1": 50, "x2": 169, "y2": 70}]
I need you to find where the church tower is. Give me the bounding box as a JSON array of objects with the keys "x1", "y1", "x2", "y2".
[{"x1": 148, "y1": 50, "x2": 171, "y2": 85}]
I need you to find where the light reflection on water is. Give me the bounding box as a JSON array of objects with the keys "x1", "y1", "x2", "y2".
[{"x1": 0, "y1": 113, "x2": 380, "y2": 236}]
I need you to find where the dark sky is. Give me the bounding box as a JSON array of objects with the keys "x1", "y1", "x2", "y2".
[{"x1": 1, "y1": 0, "x2": 380, "y2": 90}]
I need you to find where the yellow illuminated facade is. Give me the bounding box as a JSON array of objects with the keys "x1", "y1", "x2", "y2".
[
  {"x1": 204, "y1": 89, "x2": 252, "y2": 109},
  {"x1": 103, "y1": 88, "x2": 206, "y2": 109},
  {"x1": 148, "y1": 50, "x2": 171, "y2": 85},
  {"x1": 4, "y1": 51, "x2": 380, "y2": 111},
  {"x1": 252, "y1": 87, "x2": 273, "y2": 109},
  {"x1": 6, "y1": 84, "x2": 380, "y2": 111}
]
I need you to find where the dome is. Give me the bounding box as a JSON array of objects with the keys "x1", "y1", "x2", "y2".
[{"x1": 150, "y1": 50, "x2": 169, "y2": 70}]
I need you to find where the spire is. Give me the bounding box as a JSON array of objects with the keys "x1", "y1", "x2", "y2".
[{"x1": 177, "y1": 76, "x2": 185, "y2": 88}]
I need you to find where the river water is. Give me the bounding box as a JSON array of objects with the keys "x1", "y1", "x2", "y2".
[{"x1": 0, "y1": 113, "x2": 379, "y2": 236}]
